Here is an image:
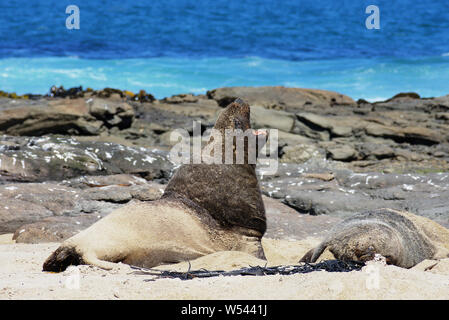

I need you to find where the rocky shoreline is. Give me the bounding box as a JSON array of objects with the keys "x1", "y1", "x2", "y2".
[{"x1": 1, "y1": 86, "x2": 448, "y2": 243}]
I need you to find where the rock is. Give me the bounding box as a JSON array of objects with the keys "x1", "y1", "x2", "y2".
[
  {"x1": 0, "y1": 98, "x2": 104, "y2": 136},
  {"x1": 133, "y1": 100, "x2": 220, "y2": 135},
  {"x1": 161, "y1": 93, "x2": 199, "y2": 104},
  {"x1": 357, "y1": 143, "x2": 395, "y2": 160},
  {"x1": 250, "y1": 106, "x2": 295, "y2": 132},
  {"x1": 292, "y1": 119, "x2": 330, "y2": 141},
  {"x1": 207, "y1": 86, "x2": 356, "y2": 112},
  {"x1": 60, "y1": 173, "x2": 154, "y2": 189},
  {"x1": 88, "y1": 99, "x2": 134, "y2": 129},
  {"x1": 0, "y1": 135, "x2": 173, "y2": 183},
  {"x1": 258, "y1": 162, "x2": 449, "y2": 228},
  {"x1": 12, "y1": 215, "x2": 104, "y2": 243},
  {"x1": 97, "y1": 88, "x2": 125, "y2": 99},
  {"x1": 263, "y1": 196, "x2": 342, "y2": 240},
  {"x1": 0, "y1": 97, "x2": 135, "y2": 136},
  {"x1": 1, "y1": 175, "x2": 165, "y2": 239},
  {"x1": 48, "y1": 86, "x2": 84, "y2": 99},
  {"x1": 327, "y1": 145, "x2": 357, "y2": 161},
  {"x1": 364, "y1": 123, "x2": 441, "y2": 145},
  {"x1": 277, "y1": 130, "x2": 313, "y2": 147},
  {"x1": 129, "y1": 186, "x2": 164, "y2": 201},
  {"x1": 2, "y1": 86, "x2": 447, "y2": 174},
  {"x1": 280, "y1": 144, "x2": 323, "y2": 163},
  {"x1": 394, "y1": 149, "x2": 425, "y2": 161},
  {"x1": 436, "y1": 112, "x2": 449, "y2": 121},
  {"x1": 372, "y1": 93, "x2": 449, "y2": 113},
  {"x1": 384, "y1": 92, "x2": 421, "y2": 102},
  {"x1": 0, "y1": 197, "x2": 53, "y2": 234},
  {"x1": 0, "y1": 182, "x2": 109, "y2": 234},
  {"x1": 0, "y1": 183, "x2": 78, "y2": 216},
  {"x1": 83, "y1": 186, "x2": 133, "y2": 203},
  {"x1": 296, "y1": 113, "x2": 354, "y2": 137},
  {"x1": 434, "y1": 151, "x2": 446, "y2": 158},
  {"x1": 302, "y1": 172, "x2": 335, "y2": 181},
  {"x1": 62, "y1": 174, "x2": 164, "y2": 201}
]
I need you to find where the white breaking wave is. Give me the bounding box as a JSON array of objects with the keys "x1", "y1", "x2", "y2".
[{"x1": 1, "y1": 56, "x2": 449, "y2": 100}]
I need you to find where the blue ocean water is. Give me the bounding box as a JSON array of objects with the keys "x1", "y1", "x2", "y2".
[{"x1": 1, "y1": 0, "x2": 449, "y2": 100}]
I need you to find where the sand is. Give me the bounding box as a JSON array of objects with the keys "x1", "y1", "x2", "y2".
[{"x1": 0, "y1": 234, "x2": 448, "y2": 300}]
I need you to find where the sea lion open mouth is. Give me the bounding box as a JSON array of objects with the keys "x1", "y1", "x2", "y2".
[{"x1": 253, "y1": 129, "x2": 267, "y2": 136}]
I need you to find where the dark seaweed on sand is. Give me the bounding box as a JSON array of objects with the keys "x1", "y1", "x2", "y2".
[{"x1": 130, "y1": 260, "x2": 365, "y2": 281}]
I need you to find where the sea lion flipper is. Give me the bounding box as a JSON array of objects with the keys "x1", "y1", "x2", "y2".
[
  {"x1": 299, "y1": 248, "x2": 315, "y2": 263},
  {"x1": 299, "y1": 243, "x2": 327, "y2": 263},
  {"x1": 82, "y1": 253, "x2": 116, "y2": 270}
]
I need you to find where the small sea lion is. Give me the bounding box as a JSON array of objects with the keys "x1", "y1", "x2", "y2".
[
  {"x1": 43, "y1": 98, "x2": 268, "y2": 272},
  {"x1": 300, "y1": 208, "x2": 449, "y2": 268}
]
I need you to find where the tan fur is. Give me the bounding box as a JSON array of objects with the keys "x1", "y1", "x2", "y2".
[{"x1": 56, "y1": 200, "x2": 262, "y2": 270}]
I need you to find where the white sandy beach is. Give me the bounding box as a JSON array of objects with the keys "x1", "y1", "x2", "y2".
[{"x1": 1, "y1": 234, "x2": 448, "y2": 300}]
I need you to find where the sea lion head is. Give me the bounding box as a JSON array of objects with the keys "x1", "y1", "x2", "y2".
[
  {"x1": 162, "y1": 98, "x2": 267, "y2": 237},
  {"x1": 326, "y1": 223, "x2": 404, "y2": 265},
  {"x1": 206, "y1": 98, "x2": 268, "y2": 164},
  {"x1": 213, "y1": 98, "x2": 251, "y2": 131}
]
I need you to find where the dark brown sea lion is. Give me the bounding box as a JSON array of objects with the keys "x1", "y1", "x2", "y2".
[
  {"x1": 43, "y1": 98, "x2": 268, "y2": 272},
  {"x1": 163, "y1": 98, "x2": 267, "y2": 237},
  {"x1": 300, "y1": 208, "x2": 449, "y2": 268}
]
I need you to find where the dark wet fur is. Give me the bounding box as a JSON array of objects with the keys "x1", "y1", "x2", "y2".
[
  {"x1": 162, "y1": 98, "x2": 267, "y2": 234},
  {"x1": 42, "y1": 246, "x2": 84, "y2": 272},
  {"x1": 300, "y1": 208, "x2": 436, "y2": 268}
]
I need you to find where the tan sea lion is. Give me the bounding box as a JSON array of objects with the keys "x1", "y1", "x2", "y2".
[
  {"x1": 43, "y1": 98, "x2": 268, "y2": 272},
  {"x1": 300, "y1": 208, "x2": 449, "y2": 268}
]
